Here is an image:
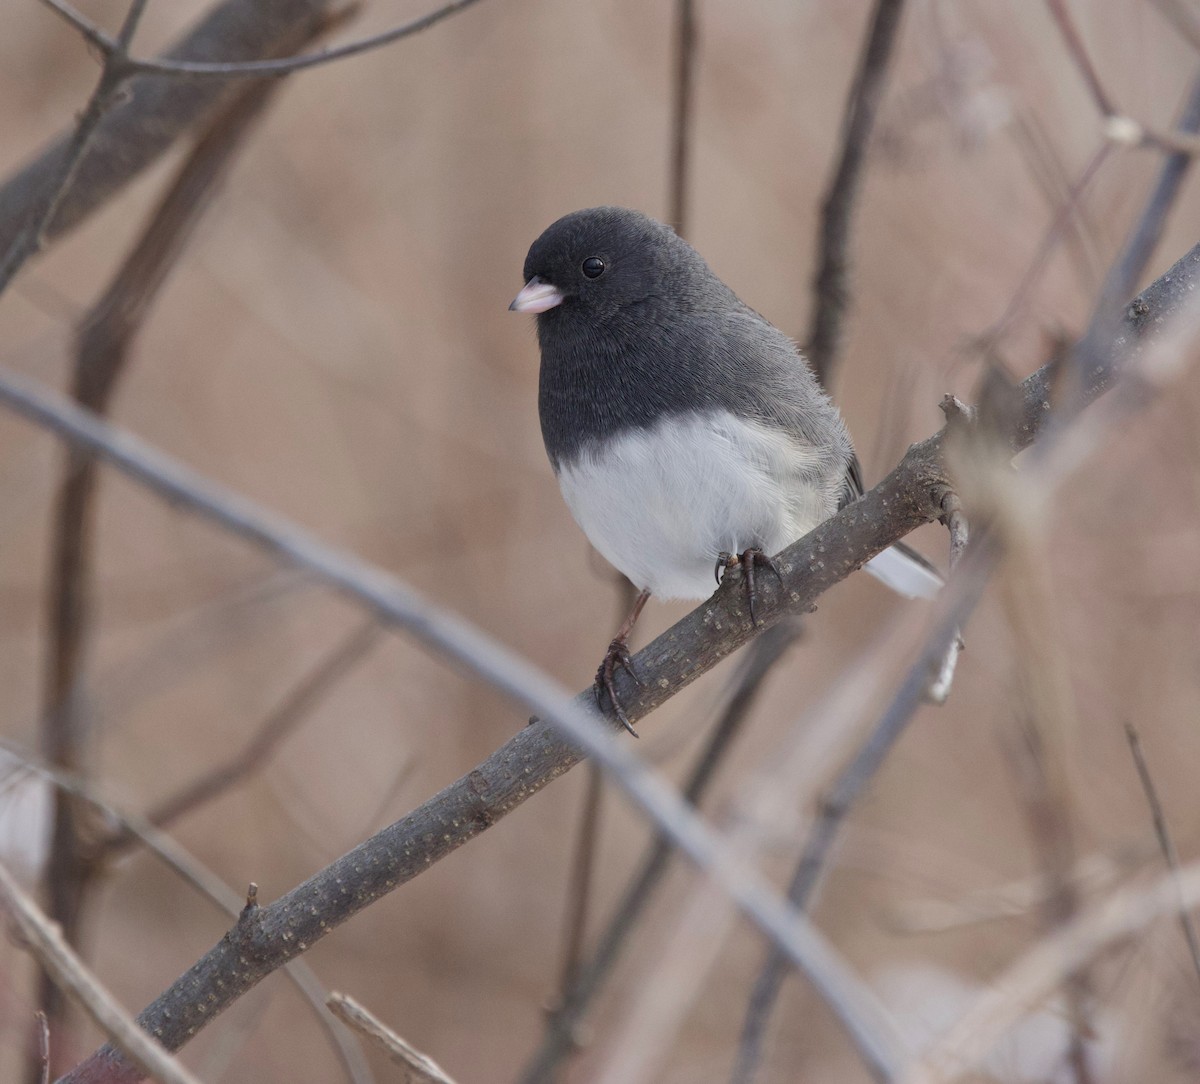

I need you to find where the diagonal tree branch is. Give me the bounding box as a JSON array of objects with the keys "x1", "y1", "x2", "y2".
[
  {"x1": 40, "y1": 0, "x2": 486, "y2": 81},
  {"x1": 0, "y1": 236, "x2": 1192, "y2": 1082},
  {"x1": 0, "y1": 0, "x2": 343, "y2": 267}
]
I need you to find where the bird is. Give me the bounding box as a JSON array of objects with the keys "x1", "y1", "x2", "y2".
[{"x1": 510, "y1": 206, "x2": 940, "y2": 732}]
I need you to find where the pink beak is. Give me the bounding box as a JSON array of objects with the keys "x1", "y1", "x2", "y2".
[{"x1": 509, "y1": 276, "x2": 565, "y2": 314}]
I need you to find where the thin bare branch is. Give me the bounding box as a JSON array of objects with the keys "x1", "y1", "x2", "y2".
[
  {"x1": 978, "y1": 140, "x2": 1112, "y2": 349},
  {"x1": 807, "y1": 0, "x2": 909, "y2": 387},
  {"x1": 1125, "y1": 722, "x2": 1200, "y2": 989},
  {"x1": 667, "y1": 0, "x2": 697, "y2": 235},
  {"x1": 522, "y1": 623, "x2": 803, "y2": 1084},
  {"x1": 42, "y1": 0, "x2": 486, "y2": 80},
  {"x1": 327, "y1": 994, "x2": 457, "y2": 1084},
  {"x1": 0, "y1": 23, "x2": 140, "y2": 293},
  {"x1": 0, "y1": 0, "x2": 345, "y2": 264},
  {"x1": 1065, "y1": 66, "x2": 1200, "y2": 409},
  {"x1": 0, "y1": 859, "x2": 204, "y2": 1084},
  {"x1": 1045, "y1": 0, "x2": 1117, "y2": 117},
  {"x1": 35, "y1": 1012, "x2": 50, "y2": 1084},
  {"x1": 555, "y1": 764, "x2": 604, "y2": 995}
]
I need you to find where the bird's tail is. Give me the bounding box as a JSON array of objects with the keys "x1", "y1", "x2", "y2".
[{"x1": 864, "y1": 541, "x2": 942, "y2": 600}]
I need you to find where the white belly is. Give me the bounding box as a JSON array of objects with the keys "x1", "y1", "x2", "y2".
[{"x1": 556, "y1": 411, "x2": 838, "y2": 600}]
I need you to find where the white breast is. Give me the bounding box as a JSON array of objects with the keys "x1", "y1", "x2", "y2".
[{"x1": 555, "y1": 410, "x2": 840, "y2": 600}]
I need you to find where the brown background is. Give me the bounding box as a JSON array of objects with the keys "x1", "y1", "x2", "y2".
[{"x1": 3, "y1": 1, "x2": 1200, "y2": 1081}]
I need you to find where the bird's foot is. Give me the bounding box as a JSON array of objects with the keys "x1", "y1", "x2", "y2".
[
  {"x1": 595, "y1": 636, "x2": 643, "y2": 736},
  {"x1": 717, "y1": 548, "x2": 783, "y2": 626}
]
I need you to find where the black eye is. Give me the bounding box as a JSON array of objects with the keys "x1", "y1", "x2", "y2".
[{"x1": 581, "y1": 256, "x2": 605, "y2": 279}]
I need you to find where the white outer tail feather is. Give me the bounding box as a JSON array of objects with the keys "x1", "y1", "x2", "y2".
[{"x1": 865, "y1": 546, "x2": 943, "y2": 600}]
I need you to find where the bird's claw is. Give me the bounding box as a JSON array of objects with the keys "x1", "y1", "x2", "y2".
[
  {"x1": 717, "y1": 548, "x2": 783, "y2": 626},
  {"x1": 595, "y1": 637, "x2": 642, "y2": 736}
]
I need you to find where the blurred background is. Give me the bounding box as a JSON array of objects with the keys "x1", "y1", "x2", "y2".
[{"x1": 3, "y1": 0, "x2": 1200, "y2": 1081}]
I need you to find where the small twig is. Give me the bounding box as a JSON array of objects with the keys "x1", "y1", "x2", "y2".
[
  {"x1": 667, "y1": 0, "x2": 697, "y2": 235},
  {"x1": 807, "y1": 0, "x2": 909, "y2": 387},
  {"x1": 924, "y1": 488, "x2": 968, "y2": 704},
  {"x1": 1044, "y1": 0, "x2": 1117, "y2": 116},
  {"x1": 555, "y1": 763, "x2": 604, "y2": 994},
  {"x1": 1124, "y1": 722, "x2": 1200, "y2": 990},
  {"x1": 327, "y1": 994, "x2": 457, "y2": 1084},
  {"x1": 42, "y1": 0, "x2": 487, "y2": 80},
  {"x1": 978, "y1": 140, "x2": 1112, "y2": 349},
  {"x1": 0, "y1": 858, "x2": 204, "y2": 1084},
  {"x1": 35, "y1": 1012, "x2": 50, "y2": 1084},
  {"x1": 522, "y1": 623, "x2": 803, "y2": 1084}
]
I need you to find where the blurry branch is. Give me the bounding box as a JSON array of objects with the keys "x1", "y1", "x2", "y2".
[
  {"x1": 327, "y1": 994, "x2": 457, "y2": 1084},
  {"x1": 1124, "y1": 723, "x2": 1200, "y2": 989},
  {"x1": 0, "y1": 0, "x2": 149, "y2": 295},
  {"x1": 0, "y1": 738, "x2": 375, "y2": 1084},
  {"x1": 1046, "y1": 0, "x2": 1200, "y2": 157},
  {"x1": 1151, "y1": 0, "x2": 1200, "y2": 55},
  {"x1": 1044, "y1": 0, "x2": 1116, "y2": 116},
  {"x1": 731, "y1": 565, "x2": 988, "y2": 1084},
  {"x1": 1, "y1": 234, "x2": 1194, "y2": 1084},
  {"x1": 35, "y1": 46, "x2": 312, "y2": 1060},
  {"x1": 806, "y1": 0, "x2": 908, "y2": 387},
  {"x1": 555, "y1": 764, "x2": 603, "y2": 998},
  {"x1": 35, "y1": 1013, "x2": 50, "y2": 1084},
  {"x1": 0, "y1": 0, "x2": 151, "y2": 294},
  {"x1": 1065, "y1": 66, "x2": 1200, "y2": 414},
  {"x1": 900, "y1": 860, "x2": 1200, "y2": 1083},
  {"x1": 978, "y1": 141, "x2": 1112, "y2": 349},
  {"x1": 100, "y1": 620, "x2": 381, "y2": 857},
  {"x1": 0, "y1": 858, "x2": 203, "y2": 1084},
  {"x1": 42, "y1": 0, "x2": 486, "y2": 80},
  {"x1": 523, "y1": 623, "x2": 803, "y2": 1084},
  {"x1": 667, "y1": 0, "x2": 697, "y2": 234},
  {"x1": 0, "y1": 0, "x2": 348, "y2": 283}
]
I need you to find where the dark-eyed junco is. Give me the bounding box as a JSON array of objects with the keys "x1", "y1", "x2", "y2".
[{"x1": 511, "y1": 206, "x2": 939, "y2": 731}]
